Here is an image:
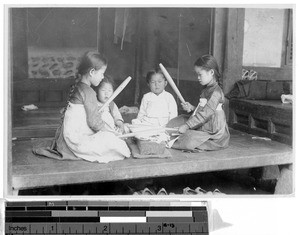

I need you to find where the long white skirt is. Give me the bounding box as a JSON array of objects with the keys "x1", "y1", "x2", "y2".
[{"x1": 63, "y1": 103, "x2": 130, "y2": 163}]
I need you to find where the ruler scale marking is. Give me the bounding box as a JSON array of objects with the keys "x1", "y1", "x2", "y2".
[{"x1": 5, "y1": 201, "x2": 208, "y2": 234}]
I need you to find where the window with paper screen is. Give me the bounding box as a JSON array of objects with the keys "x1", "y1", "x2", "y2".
[{"x1": 243, "y1": 8, "x2": 293, "y2": 68}]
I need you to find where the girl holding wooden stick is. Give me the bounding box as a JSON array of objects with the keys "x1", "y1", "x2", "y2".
[
  {"x1": 167, "y1": 55, "x2": 230, "y2": 151},
  {"x1": 96, "y1": 77, "x2": 127, "y2": 134},
  {"x1": 36, "y1": 51, "x2": 131, "y2": 163}
]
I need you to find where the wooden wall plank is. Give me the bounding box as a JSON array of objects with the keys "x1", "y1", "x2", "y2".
[
  {"x1": 178, "y1": 8, "x2": 212, "y2": 82},
  {"x1": 13, "y1": 78, "x2": 75, "y2": 108}
]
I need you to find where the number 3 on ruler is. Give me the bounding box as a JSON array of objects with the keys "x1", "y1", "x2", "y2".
[{"x1": 156, "y1": 225, "x2": 162, "y2": 232}]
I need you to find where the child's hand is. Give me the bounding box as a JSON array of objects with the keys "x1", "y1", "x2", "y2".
[
  {"x1": 181, "y1": 102, "x2": 194, "y2": 113},
  {"x1": 102, "y1": 123, "x2": 117, "y2": 134},
  {"x1": 178, "y1": 124, "x2": 189, "y2": 134},
  {"x1": 123, "y1": 123, "x2": 131, "y2": 134},
  {"x1": 116, "y1": 120, "x2": 125, "y2": 134}
]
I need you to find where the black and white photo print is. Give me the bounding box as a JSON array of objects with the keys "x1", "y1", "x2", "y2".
[{"x1": 5, "y1": 6, "x2": 294, "y2": 196}]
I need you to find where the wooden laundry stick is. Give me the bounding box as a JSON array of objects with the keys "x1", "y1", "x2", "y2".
[
  {"x1": 127, "y1": 123, "x2": 179, "y2": 131},
  {"x1": 118, "y1": 127, "x2": 178, "y2": 139},
  {"x1": 99, "y1": 76, "x2": 132, "y2": 112},
  {"x1": 127, "y1": 123, "x2": 155, "y2": 128},
  {"x1": 159, "y1": 63, "x2": 185, "y2": 103}
]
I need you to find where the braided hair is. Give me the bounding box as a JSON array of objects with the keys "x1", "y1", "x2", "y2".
[{"x1": 61, "y1": 51, "x2": 107, "y2": 118}]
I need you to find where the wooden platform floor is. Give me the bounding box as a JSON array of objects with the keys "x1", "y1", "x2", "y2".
[
  {"x1": 13, "y1": 107, "x2": 62, "y2": 139},
  {"x1": 11, "y1": 129, "x2": 293, "y2": 192},
  {"x1": 12, "y1": 107, "x2": 136, "y2": 139}
]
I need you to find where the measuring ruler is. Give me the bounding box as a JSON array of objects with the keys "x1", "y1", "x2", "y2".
[{"x1": 5, "y1": 201, "x2": 209, "y2": 234}]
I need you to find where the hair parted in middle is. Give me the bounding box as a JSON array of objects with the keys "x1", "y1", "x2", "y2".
[
  {"x1": 145, "y1": 68, "x2": 166, "y2": 84},
  {"x1": 97, "y1": 76, "x2": 116, "y2": 90}
]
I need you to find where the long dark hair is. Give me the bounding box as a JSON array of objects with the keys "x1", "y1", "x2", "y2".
[
  {"x1": 194, "y1": 55, "x2": 221, "y2": 83},
  {"x1": 77, "y1": 51, "x2": 107, "y2": 76},
  {"x1": 61, "y1": 51, "x2": 107, "y2": 118}
]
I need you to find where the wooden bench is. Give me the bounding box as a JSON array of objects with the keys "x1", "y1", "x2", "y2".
[
  {"x1": 229, "y1": 99, "x2": 293, "y2": 145},
  {"x1": 10, "y1": 107, "x2": 293, "y2": 195}
]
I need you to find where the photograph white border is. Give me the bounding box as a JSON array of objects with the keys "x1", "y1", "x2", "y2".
[{"x1": 1, "y1": 1, "x2": 299, "y2": 235}]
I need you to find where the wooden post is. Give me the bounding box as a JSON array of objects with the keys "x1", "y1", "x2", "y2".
[
  {"x1": 222, "y1": 8, "x2": 245, "y2": 118},
  {"x1": 274, "y1": 164, "x2": 293, "y2": 194},
  {"x1": 12, "y1": 8, "x2": 28, "y2": 81},
  {"x1": 7, "y1": 8, "x2": 13, "y2": 196},
  {"x1": 97, "y1": 8, "x2": 103, "y2": 53},
  {"x1": 212, "y1": 8, "x2": 228, "y2": 78},
  {"x1": 133, "y1": 9, "x2": 144, "y2": 106}
]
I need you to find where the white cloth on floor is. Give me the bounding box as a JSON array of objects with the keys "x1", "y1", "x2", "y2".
[
  {"x1": 21, "y1": 104, "x2": 38, "y2": 111},
  {"x1": 63, "y1": 103, "x2": 130, "y2": 163},
  {"x1": 281, "y1": 94, "x2": 293, "y2": 104},
  {"x1": 119, "y1": 105, "x2": 139, "y2": 114}
]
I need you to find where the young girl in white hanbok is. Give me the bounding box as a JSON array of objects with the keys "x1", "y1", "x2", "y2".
[{"x1": 133, "y1": 68, "x2": 178, "y2": 127}]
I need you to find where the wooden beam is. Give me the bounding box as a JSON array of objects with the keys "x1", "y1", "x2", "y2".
[
  {"x1": 222, "y1": 8, "x2": 245, "y2": 117},
  {"x1": 11, "y1": 8, "x2": 28, "y2": 81},
  {"x1": 7, "y1": 8, "x2": 13, "y2": 196}
]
